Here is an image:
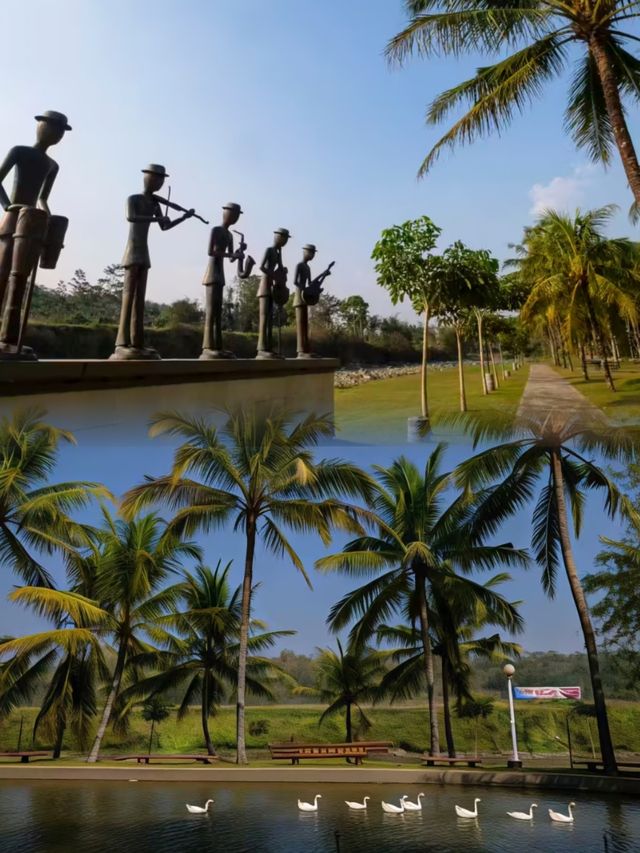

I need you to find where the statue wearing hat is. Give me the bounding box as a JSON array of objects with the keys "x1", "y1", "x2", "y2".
[
  {"x1": 293, "y1": 245, "x2": 334, "y2": 358},
  {"x1": 0, "y1": 111, "x2": 71, "y2": 359},
  {"x1": 200, "y1": 202, "x2": 255, "y2": 359},
  {"x1": 111, "y1": 164, "x2": 200, "y2": 360},
  {"x1": 257, "y1": 228, "x2": 290, "y2": 359}
]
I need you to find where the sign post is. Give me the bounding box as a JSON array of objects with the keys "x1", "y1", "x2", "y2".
[{"x1": 503, "y1": 663, "x2": 522, "y2": 768}]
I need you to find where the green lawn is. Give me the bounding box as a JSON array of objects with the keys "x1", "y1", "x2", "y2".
[
  {"x1": 334, "y1": 364, "x2": 530, "y2": 443},
  {"x1": 553, "y1": 362, "x2": 640, "y2": 423}
]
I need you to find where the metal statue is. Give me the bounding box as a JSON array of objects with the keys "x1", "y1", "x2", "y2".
[
  {"x1": 111, "y1": 164, "x2": 204, "y2": 360},
  {"x1": 201, "y1": 202, "x2": 255, "y2": 359},
  {"x1": 0, "y1": 111, "x2": 71, "y2": 360},
  {"x1": 293, "y1": 244, "x2": 333, "y2": 358},
  {"x1": 257, "y1": 227, "x2": 290, "y2": 359}
]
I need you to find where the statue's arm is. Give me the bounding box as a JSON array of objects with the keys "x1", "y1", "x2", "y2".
[
  {"x1": 126, "y1": 195, "x2": 161, "y2": 224},
  {"x1": 0, "y1": 147, "x2": 19, "y2": 210},
  {"x1": 260, "y1": 248, "x2": 272, "y2": 275},
  {"x1": 293, "y1": 262, "x2": 305, "y2": 289},
  {"x1": 38, "y1": 161, "x2": 59, "y2": 214}
]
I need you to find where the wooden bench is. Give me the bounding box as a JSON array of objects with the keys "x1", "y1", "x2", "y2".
[
  {"x1": 422, "y1": 755, "x2": 483, "y2": 768},
  {"x1": 108, "y1": 753, "x2": 217, "y2": 765},
  {"x1": 573, "y1": 760, "x2": 640, "y2": 773},
  {"x1": 0, "y1": 751, "x2": 49, "y2": 763},
  {"x1": 269, "y1": 741, "x2": 392, "y2": 766}
]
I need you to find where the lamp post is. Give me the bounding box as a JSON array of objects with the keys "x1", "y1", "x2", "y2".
[{"x1": 503, "y1": 664, "x2": 522, "y2": 769}]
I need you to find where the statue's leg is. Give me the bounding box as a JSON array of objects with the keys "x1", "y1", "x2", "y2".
[
  {"x1": 0, "y1": 208, "x2": 47, "y2": 349},
  {"x1": 131, "y1": 268, "x2": 148, "y2": 350},
  {"x1": 265, "y1": 296, "x2": 274, "y2": 352},
  {"x1": 115, "y1": 267, "x2": 136, "y2": 348},
  {"x1": 296, "y1": 306, "x2": 310, "y2": 356},
  {"x1": 212, "y1": 285, "x2": 223, "y2": 351},
  {"x1": 0, "y1": 236, "x2": 14, "y2": 314},
  {"x1": 257, "y1": 295, "x2": 268, "y2": 353},
  {"x1": 202, "y1": 285, "x2": 214, "y2": 350}
]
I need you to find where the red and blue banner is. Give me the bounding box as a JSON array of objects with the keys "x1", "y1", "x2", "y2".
[{"x1": 513, "y1": 686, "x2": 582, "y2": 700}]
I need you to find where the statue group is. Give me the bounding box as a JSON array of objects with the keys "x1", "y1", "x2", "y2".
[{"x1": 0, "y1": 112, "x2": 334, "y2": 362}]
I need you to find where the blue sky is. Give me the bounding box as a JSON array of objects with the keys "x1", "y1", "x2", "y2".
[
  {"x1": 2, "y1": 0, "x2": 638, "y2": 319},
  {"x1": 0, "y1": 433, "x2": 625, "y2": 658}
]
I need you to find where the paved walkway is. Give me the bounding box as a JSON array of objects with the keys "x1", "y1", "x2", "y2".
[{"x1": 516, "y1": 364, "x2": 607, "y2": 428}]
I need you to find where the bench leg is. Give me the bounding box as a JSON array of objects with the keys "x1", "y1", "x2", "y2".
[{"x1": 21, "y1": 756, "x2": 28, "y2": 764}]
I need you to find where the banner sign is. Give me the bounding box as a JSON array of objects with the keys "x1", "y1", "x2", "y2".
[{"x1": 513, "y1": 686, "x2": 581, "y2": 700}]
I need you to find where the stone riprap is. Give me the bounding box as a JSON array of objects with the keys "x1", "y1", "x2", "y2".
[{"x1": 334, "y1": 361, "x2": 479, "y2": 388}]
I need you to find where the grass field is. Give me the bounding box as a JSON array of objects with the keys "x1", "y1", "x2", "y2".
[
  {"x1": 334, "y1": 364, "x2": 530, "y2": 443},
  {"x1": 553, "y1": 362, "x2": 640, "y2": 423},
  {"x1": 2, "y1": 700, "x2": 639, "y2": 761}
]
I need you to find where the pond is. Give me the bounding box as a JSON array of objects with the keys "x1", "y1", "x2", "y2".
[{"x1": 0, "y1": 780, "x2": 638, "y2": 853}]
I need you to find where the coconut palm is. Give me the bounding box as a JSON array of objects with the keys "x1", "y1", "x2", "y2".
[
  {"x1": 0, "y1": 408, "x2": 111, "y2": 587},
  {"x1": 454, "y1": 411, "x2": 640, "y2": 773},
  {"x1": 86, "y1": 510, "x2": 202, "y2": 763},
  {"x1": 120, "y1": 406, "x2": 375, "y2": 763},
  {"x1": 387, "y1": 0, "x2": 640, "y2": 206},
  {"x1": 317, "y1": 446, "x2": 529, "y2": 755},
  {"x1": 294, "y1": 640, "x2": 387, "y2": 743},
  {"x1": 121, "y1": 562, "x2": 294, "y2": 755}
]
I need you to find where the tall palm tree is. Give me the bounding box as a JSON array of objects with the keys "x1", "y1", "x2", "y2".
[
  {"x1": 317, "y1": 446, "x2": 529, "y2": 755},
  {"x1": 514, "y1": 207, "x2": 638, "y2": 391},
  {"x1": 0, "y1": 408, "x2": 111, "y2": 586},
  {"x1": 387, "y1": 0, "x2": 640, "y2": 205},
  {"x1": 454, "y1": 411, "x2": 640, "y2": 773},
  {"x1": 121, "y1": 407, "x2": 375, "y2": 764},
  {"x1": 295, "y1": 640, "x2": 387, "y2": 743},
  {"x1": 121, "y1": 562, "x2": 294, "y2": 755},
  {"x1": 86, "y1": 510, "x2": 202, "y2": 762}
]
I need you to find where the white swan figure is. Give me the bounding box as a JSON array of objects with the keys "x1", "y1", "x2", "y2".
[
  {"x1": 549, "y1": 802, "x2": 575, "y2": 823},
  {"x1": 455, "y1": 798, "x2": 481, "y2": 818},
  {"x1": 186, "y1": 799, "x2": 214, "y2": 814},
  {"x1": 298, "y1": 794, "x2": 322, "y2": 812},
  {"x1": 381, "y1": 798, "x2": 405, "y2": 814},
  {"x1": 507, "y1": 803, "x2": 537, "y2": 820},
  {"x1": 345, "y1": 796, "x2": 370, "y2": 810},
  {"x1": 402, "y1": 793, "x2": 425, "y2": 811}
]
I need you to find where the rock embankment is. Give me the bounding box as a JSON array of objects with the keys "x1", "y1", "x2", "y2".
[{"x1": 334, "y1": 361, "x2": 473, "y2": 388}]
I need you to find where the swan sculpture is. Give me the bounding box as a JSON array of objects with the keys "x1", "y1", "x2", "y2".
[
  {"x1": 455, "y1": 798, "x2": 481, "y2": 818},
  {"x1": 507, "y1": 804, "x2": 537, "y2": 820},
  {"x1": 186, "y1": 799, "x2": 214, "y2": 814},
  {"x1": 381, "y1": 798, "x2": 405, "y2": 814},
  {"x1": 549, "y1": 802, "x2": 575, "y2": 823},
  {"x1": 298, "y1": 794, "x2": 322, "y2": 812},
  {"x1": 345, "y1": 796, "x2": 370, "y2": 810},
  {"x1": 402, "y1": 793, "x2": 425, "y2": 812}
]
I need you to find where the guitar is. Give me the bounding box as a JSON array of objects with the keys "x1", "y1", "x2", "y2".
[{"x1": 304, "y1": 261, "x2": 334, "y2": 306}]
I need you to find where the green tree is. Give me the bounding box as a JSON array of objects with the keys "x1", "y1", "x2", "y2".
[
  {"x1": 235, "y1": 275, "x2": 260, "y2": 332},
  {"x1": 454, "y1": 412, "x2": 640, "y2": 773},
  {"x1": 141, "y1": 696, "x2": 170, "y2": 755},
  {"x1": 158, "y1": 298, "x2": 204, "y2": 327},
  {"x1": 317, "y1": 446, "x2": 528, "y2": 755},
  {"x1": 312, "y1": 294, "x2": 343, "y2": 331},
  {"x1": 0, "y1": 408, "x2": 110, "y2": 587},
  {"x1": 121, "y1": 407, "x2": 375, "y2": 764},
  {"x1": 372, "y1": 216, "x2": 442, "y2": 423},
  {"x1": 339, "y1": 295, "x2": 371, "y2": 339},
  {"x1": 86, "y1": 511, "x2": 202, "y2": 762},
  {"x1": 387, "y1": 0, "x2": 640, "y2": 206}
]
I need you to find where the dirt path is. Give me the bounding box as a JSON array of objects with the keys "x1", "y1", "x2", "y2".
[{"x1": 516, "y1": 364, "x2": 607, "y2": 427}]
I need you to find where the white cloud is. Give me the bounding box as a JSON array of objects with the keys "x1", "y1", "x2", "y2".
[{"x1": 528, "y1": 165, "x2": 595, "y2": 216}]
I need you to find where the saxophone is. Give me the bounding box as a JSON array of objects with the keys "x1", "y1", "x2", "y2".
[{"x1": 231, "y1": 229, "x2": 256, "y2": 279}]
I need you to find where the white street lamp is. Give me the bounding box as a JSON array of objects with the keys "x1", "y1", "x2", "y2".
[{"x1": 503, "y1": 663, "x2": 522, "y2": 768}]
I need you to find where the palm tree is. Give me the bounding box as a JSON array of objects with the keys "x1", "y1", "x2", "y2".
[
  {"x1": 141, "y1": 696, "x2": 170, "y2": 755},
  {"x1": 317, "y1": 446, "x2": 529, "y2": 755},
  {"x1": 86, "y1": 510, "x2": 202, "y2": 762},
  {"x1": 454, "y1": 411, "x2": 640, "y2": 773},
  {"x1": 0, "y1": 408, "x2": 111, "y2": 586},
  {"x1": 294, "y1": 640, "x2": 387, "y2": 743},
  {"x1": 0, "y1": 586, "x2": 111, "y2": 757},
  {"x1": 121, "y1": 562, "x2": 294, "y2": 756},
  {"x1": 120, "y1": 406, "x2": 375, "y2": 764},
  {"x1": 514, "y1": 207, "x2": 638, "y2": 391},
  {"x1": 387, "y1": 0, "x2": 640, "y2": 205}
]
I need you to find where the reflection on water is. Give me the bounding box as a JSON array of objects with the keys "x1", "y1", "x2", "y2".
[{"x1": 0, "y1": 781, "x2": 638, "y2": 853}]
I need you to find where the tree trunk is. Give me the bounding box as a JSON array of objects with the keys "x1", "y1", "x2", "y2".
[
  {"x1": 488, "y1": 342, "x2": 499, "y2": 389},
  {"x1": 236, "y1": 518, "x2": 257, "y2": 764},
  {"x1": 590, "y1": 34, "x2": 640, "y2": 207},
  {"x1": 455, "y1": 328, "x2": 467, "y2": 413},
  {"x1": 498, "y1": 341, "x2": 506, "y2": 380},
  {"x1": 441, "y1": 659, "x2": 456, "y2": 758},
  {"x1": 148, "y1": 720, "x2": 155, "y2": 757},
  {"x1": 420, "y1": 303, "x2": 430, "y2": 420},
  {"x1": 53, "y1": 716, "x2": 65, "y2": 760},
  {"x1": 346, "y1": 702, "x2": 352, "y2": 743},
  {"x1": 87, "y1": 642, "x2": 127, "y2": 763},
  {"x1": 581, "y1": 278, "x2": 615, "y2": 391},
  {"x1": 580, "y1": 342, "x2": 590, "y2": 382},
  {"x1": 475, "y1": 311, "x2": 487, "y2": 394},
  {"x1": 202, "y1": 672, "x2": 217, "y2": 756},
  {"x1": 550, "y1": 448, "x2": 617, "y2": 774},
  {"x1": 416, "y1": 573, "x2": 440, "y2": 755}
]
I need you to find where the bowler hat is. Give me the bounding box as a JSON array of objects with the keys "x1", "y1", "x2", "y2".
[
  {"x1": 274, "y1": 228, "x2": 291, "y2": 238},
  {"x1": 223, "y1": 202, "x2": 243, "y2": 214},
  {"x1": 142, "y1": 164, "x2": 169, "y2": 177},
  {"x1": 35, "y1": 111, "x2": 72, "y2": 131},
  {"x1": 303, "y1": 244, "x2": 317, "y2": 252}
]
